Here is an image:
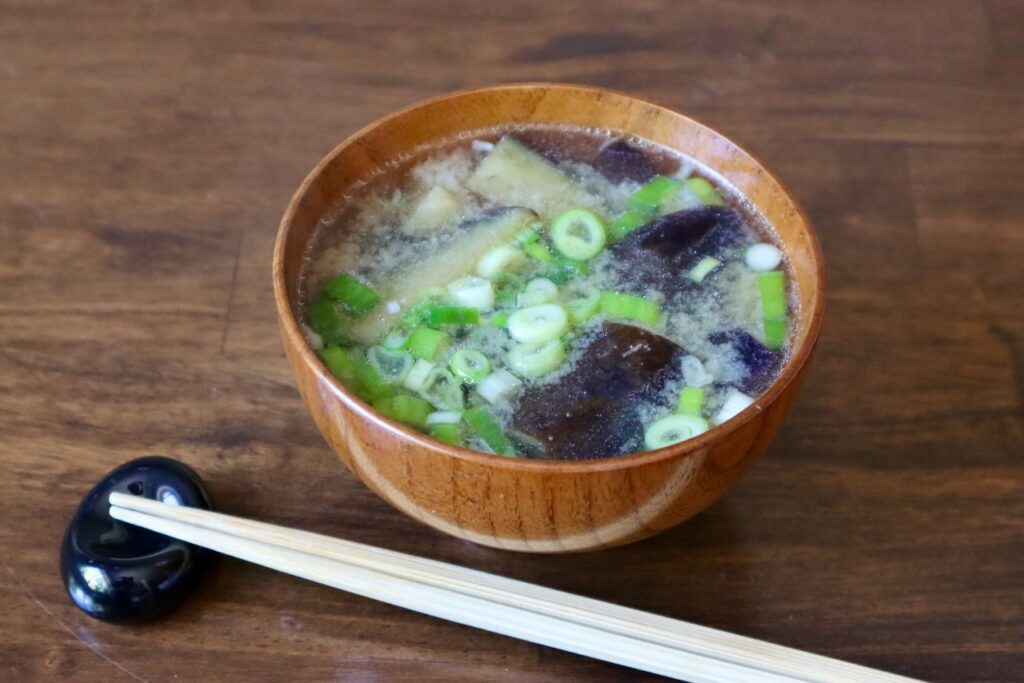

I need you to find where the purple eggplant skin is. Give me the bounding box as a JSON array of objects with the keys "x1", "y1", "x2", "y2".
[
  {"x1": 708, "y1": 328, "x2": 783, "y2": 394},
  {"x1": 512, "y1": 322, "x2": 685, "y2": 460},
  {"x1": 607, "y1": 206, "x2": 745, "y2": 295},
  {"x1": 592, "y1": 139, "x2": 659, "y2": 184}
]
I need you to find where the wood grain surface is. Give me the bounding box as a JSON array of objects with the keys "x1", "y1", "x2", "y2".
[{"x1": 1, "y1": 1, "x2": 1021, "y2": 681}]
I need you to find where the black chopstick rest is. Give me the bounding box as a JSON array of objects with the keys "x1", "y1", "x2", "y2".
[{"x1": 60, "y1": 456, "x2": 214, "y2": 624}]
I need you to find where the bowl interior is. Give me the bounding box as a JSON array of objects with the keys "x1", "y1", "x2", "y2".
[{"x1": 274, "y1": 83, "x2": 824, "y2": 469}]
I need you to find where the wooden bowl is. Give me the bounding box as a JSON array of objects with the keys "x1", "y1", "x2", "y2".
[{"x1": 273, "y1": 84, "x2": 824, "y2": 553}]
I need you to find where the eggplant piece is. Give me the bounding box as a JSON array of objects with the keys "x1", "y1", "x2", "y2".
[
  {"x1": 708, "y1": 328, "x2": 782, "y2": 393},
  {"x1": 607, "y1": 206, "x2": 745, "y2": 294},
  {"x1": 512, "y1": 322, "x2": 685, "y2": 459},
  {"x1": 348, "y1": 207, "x2": 537, "y2": 343},
  {"x1": 466, "y1": 136, "x2": 597, "y2": 218},
  {"x1": 592, "y1": 139, "x2": 657, "y2": 184}
]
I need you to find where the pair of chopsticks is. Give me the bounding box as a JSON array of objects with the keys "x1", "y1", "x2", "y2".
[{"x1": 108, "y1": 493, "x2": 919, "y2": 683}]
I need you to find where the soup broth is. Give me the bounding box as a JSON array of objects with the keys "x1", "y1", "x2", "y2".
[{"x1": 300, "y1": 124, "x2": 795, "y2": 460}]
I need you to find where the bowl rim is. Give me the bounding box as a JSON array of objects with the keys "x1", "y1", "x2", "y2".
[{"x1": 273, "y1": 82, "x2": 825, "y2": 474}]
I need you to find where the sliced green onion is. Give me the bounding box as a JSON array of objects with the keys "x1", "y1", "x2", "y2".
[
  {"x1": 425, "y1": 410, "x2": 463, "y2": 426},
  {"x1": 419, "y1": 368, "x2": 464, "y2": 410},
  {"x1": 463, "y1": 407, "x2": 515, "y2": 456},
  {"x1": 516, "y1": 277, "x2": 558, "y2": 307},
  {"x1": 320, "y1": 347, "x2": 394, "y2": 402},
  {"x1": 401, "y1": 298, "x2": 434, "y2": 327},
  {"x1": 476, "y1": 369, "x2": 522, "y2": 404},
  {"x1": 677, "y1": 387, "x2": 705, "y2": 416},
  {"x1": 682, "y1": 177, "x2": 725, "y2": 207},
  {"x1": 492, "y1": 272, "x2": 525, "y2": 307},
  {"x1": 644, "y1": 413, "x2": 710, "y2": 450},
  {"x1": 515, "y1": 227, "x2": 542, "y2": 245},
  {"x1": 745, "y1": 243, "x2": 783, "y2": 272},
  {"x1": 403, "y1": 359, "x2": 435, "y2": 392},
  {"x1": 758, "y1": 271, "x2": 787, "y2": 319},
  {"x1": 565, "y1": 288, "x2": 600, "y2": 325},
  {"x1": 367, "y1": 346, "x2": 414, "y2": 384},
  {"x1": 403, "y1": 326, "x2": 450, "y2": 361},
  {"x1": 381, "y1": 329, "x2": 409, "y2": 350},
  {"x1": 507, "y1": 303, "x2": 569, "y2": 344},
  {"x1": 629, "y1": 176, "x2": 683, "y2": 211},
  {"x1": 350, "y1": 356, "x2": 393, "y2": 403},
  {"x1": 429, "y1": 423, "x2": 463, "y2": 446},
  {"x1": 688, "y1": 256, "x2": 722, "y2": 283},
  {"x1": 758, "y1": 270, "x2": 788, "y2": 349},
  {"x1": 426, "y1": 304, "x2": 480, "y2": 327},
  {"x1": 713, "y1": 388, "x2": 754, "y2": 425},
  {"x1": 318, "y1": 346, "x2": 358, "y2": 382},
  {"x1": 763, "y1": 318, "x2": 788, "y2": 350},
  {"x1": 447, "y1": 275, "x2": 495, "y2": 311},
  {"x1": 523, "y1": 240, "x2": 554, "y2": 263},
  {"x1": 541, "y1": 256, "x2": 588, "y2": 284},
  {"x1": 599, "y1": 291, "x2": 660, "y2": 325},
  {"x1": 322, "y1": 273, "x2": 379, "y2": 317},
  {"x1": 373, "y1": 394, "x2": 432, "y2": 430},
  {"x1": 550, "y1": 208, "x2": 607, "y2": 261},
  {"x1": 610, "y1": 207, "x2": 653, "y2": 240},
  {"x1": 488, "y1": 311, "x2": 510, "y2": 328},
  {"x1": 477, "y1": 244, "x2": 526, "y2": 279},
  {"x1": 450, "y1": 349, "x2": 491, "y2": 383},
  {"x1": 507, "y1": 340, "x2": 566, "y2": 378},
  {"x1": 305, "y1": 300, "x2": 350, "y2": 346}
]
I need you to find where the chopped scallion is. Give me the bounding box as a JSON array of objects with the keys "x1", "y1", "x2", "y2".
[
  {"x1": 450, "y1": 349, "x2": 491, "y2": 383},
  {"x1": 550, "y1": 208, "x2": 607, "y2": 261},
  {"x1": 507, "y1": 303, "x2": 569, "y2": 344},
  {"x1": 644, "y1": 413, "x2": 710, "y2": 450},
  {"x1": 757, "y1": 270, "x2": 788, "y2": 349},
  {"x1": 426, "y1": 304, "x2": 480, "y2": 327},
  {"x1": 516, "y1": 277, "x2": 558, "y2": 307},
  {"x1": 609, "y1": 207, "x2": 653, "y2": 240},
  {"x1": 507, "y1": 340, "x2": 566, "y2": 378},
  {"x1": 523, "y1": 240, "x2": 554, "y2": 263},
  {"x1": 565, "y1": 288, "x2": 600, "y2": 325},
  {"x1": 475, "y1": 369, "x2": 522, "y2": 404},
  {"x1": 419, "y1": 368, "x2": 464, "y2": 410},
  {"x1": 367, "y1": 346, "x2": 414, "y2": 384},
  {"x1": 463, "y1": 407, "x2": 515, "y2": 456},
  {"x1": 305, "y1": 300, "x2": 350, "y2": 346},
  {"x1": 677, "y1": 387, "x2": 705, "y2": 416},
  {"x1": 403, "y1": 359, "x2": 435, "y2": 392},
  {"x1": 599, "y1": 291, "x2": 661, "y2": 325},
  {"x1": 629, "y1": 175, "x2": 684, "y2": 211},
  {"x1": 373, "y1": 393, "x2": 432, "y2": 430},
  {"x1": 682, "y1": 177, "x2": 725, "y2": 207},
  {"x1": 757, "y1": 271, "x2": 787, "y2": 319},
  {"x1": 488, "y1": 311, "x2": 510, "y2": 328},
  {"x1": 322, "y1": 273, "x2": 379, "y2": 317},
  {"x1": 688, "y1": 256, "x2": 722, "y2": 283},
  {"x1": 429, "y1": 423, "x2": 463, "y2": 446},
  {"x1": 403, "y1": 326, "x2": 449, "y2": 361},
  {"x1": 447, "y1": 275, "x2": 495, "y2": 311}
]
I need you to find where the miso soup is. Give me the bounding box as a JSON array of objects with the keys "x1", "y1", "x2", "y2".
[{"x1": 299, "y1": 125, "x2": 795, "y2": 460}]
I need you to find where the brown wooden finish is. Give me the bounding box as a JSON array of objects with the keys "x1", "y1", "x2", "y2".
[
  {"x1": 274, "y1": 84, "x2": 825, "y2": 552},
  {"x1": 1, "y1": 2, "x2": 1022, "y2": 682}
]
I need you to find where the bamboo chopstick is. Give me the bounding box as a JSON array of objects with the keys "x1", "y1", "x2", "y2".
[{"x1": 108, "y1": 493, "x2": 919, "y2": 683}]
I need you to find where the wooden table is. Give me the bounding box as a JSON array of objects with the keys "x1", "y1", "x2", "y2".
[{"x1": 2, "y1": 2, "x2": 1022, "y2": 681}]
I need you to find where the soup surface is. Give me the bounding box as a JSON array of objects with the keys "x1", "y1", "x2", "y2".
[{"x1": 300, "y1": 124, "x2": 794, "y2": 460}]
